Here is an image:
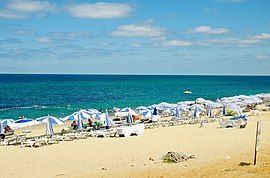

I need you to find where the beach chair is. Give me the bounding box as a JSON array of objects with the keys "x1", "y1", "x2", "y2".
[{"x1": 20, "y1": 138, "x2": 44, "y2": 148}]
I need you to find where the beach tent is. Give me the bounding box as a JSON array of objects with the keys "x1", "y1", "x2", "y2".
[
  {"x1": 12, "y1": 118, "x2": 40, "y2": 128},
  {"x1": 104, "y1": 110, "x2": 113, "y2": 128},
  {"x1": 36, "y1": 116, "x2": 63, "y2": 135},
  {"x1": 115, "y1": 108, "x2": 137, "y2": 117}
]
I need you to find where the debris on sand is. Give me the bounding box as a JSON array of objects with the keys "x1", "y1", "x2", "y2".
[{"x1": 162, "y1": 151, "x2": 195, "y2": 163}]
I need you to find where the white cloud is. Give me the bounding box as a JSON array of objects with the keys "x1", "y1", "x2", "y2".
[
  {"x1": 111, "y1": 22, "x2": 166, "y2": 38},
  {"x1": 163, "y1": 40, "x2": 193, "y2": 47},
  {"x1": 0, "y1": 9, "x2": 27, "y2": 19},
  {"x1": 36, "y1": 37, "x2": 51, "y2": 43},
  {"x1": 0, "y1": 0, "x2": 56, "y2": 19},
  {"x1": 256, "y1": 54, "x2": 269, "y2": 60},
  {"x1": 48, "y1": 32, "x2": 91, "y2": 39},
  {"x1": 7, "y1": 0, "x2": 56, "y2": 13},
  {"x1": 65, "y1": 2, "x2": 133, "y2": 19},
  {"x1": 250, "y1": 33, "x2": 270, "y2": 40},
  {"x1": 188, "y1": 26, "x2": 230, "y2": 34}
]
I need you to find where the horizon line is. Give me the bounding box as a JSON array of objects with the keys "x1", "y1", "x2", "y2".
[{"x1": 0, "y1": 73, "x2": 270, "y2": 76}]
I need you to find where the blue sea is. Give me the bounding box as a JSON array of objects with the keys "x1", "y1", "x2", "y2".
[{"x1": 0, "y1": 74, "x2": 270, "y2": 119}]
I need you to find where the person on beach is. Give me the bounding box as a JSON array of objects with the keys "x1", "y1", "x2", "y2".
[
  {"x1": 0, "y1": 133, "x2": 5, "y2": 140},
  {"x1": 71, "y1": 120, "x2": 78, "y2": 130},
  {"x1": 4, "y1": 125, "x2": 14, "y2": 134},
  {"x1": 87, "y1": 118, "x2": 93, "y2": 127}
]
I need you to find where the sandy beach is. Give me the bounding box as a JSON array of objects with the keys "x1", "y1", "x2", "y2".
[{"x1": 0, "y1": 111, "x2": 269, "y2": 178}]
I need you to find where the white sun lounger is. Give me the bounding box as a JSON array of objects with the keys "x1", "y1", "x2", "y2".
[{"x1": 116, "y1": 123, "x2": 144, "y2": 137}]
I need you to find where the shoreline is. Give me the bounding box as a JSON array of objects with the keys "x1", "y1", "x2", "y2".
[{"x1": 1, "y1": 92, "x2": 270, "y2": 120}]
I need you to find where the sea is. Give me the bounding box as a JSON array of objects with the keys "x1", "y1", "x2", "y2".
[{"x1": 0, "y1": 74, "x2": 270, "y2": 119}]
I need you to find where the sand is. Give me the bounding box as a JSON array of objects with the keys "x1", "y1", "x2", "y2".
[{"x1": 0, "y1": 112, "x2": 270, "y2": 178}]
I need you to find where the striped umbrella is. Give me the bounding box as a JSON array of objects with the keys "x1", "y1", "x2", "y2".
[
  {"x1": 127, "y1": 113, "x2": 134, "y2": 125},
  {"x1": 104, "y1": 110, "x2": 113, "y2": 128},
  {"x1": 0, "y1": 120, "x2": 4, "y2": 134},
  {"x1": 207, "y1": 106, "x2": 212, "y2": 117},
  {"x1": 36, "y1": 115, "x2": 63, "y2": 135}
]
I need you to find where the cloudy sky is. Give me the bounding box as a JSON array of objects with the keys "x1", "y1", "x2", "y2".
[{"x1": 0, "y1": 0, "x2": 270, "y2": 75}]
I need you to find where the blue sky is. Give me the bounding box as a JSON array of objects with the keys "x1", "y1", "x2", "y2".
[{"x1": 0, "y1": 0, "x2": 270, "y2": 75}]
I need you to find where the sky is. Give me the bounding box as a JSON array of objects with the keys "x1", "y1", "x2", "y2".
[{"x1": 0, "y1": 0, "x2": 270, "y2": 75}]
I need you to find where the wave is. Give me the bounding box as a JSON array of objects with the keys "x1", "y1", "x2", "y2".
[{"x1": 0, "y1": 105, "x2": 81, "y2": 111}]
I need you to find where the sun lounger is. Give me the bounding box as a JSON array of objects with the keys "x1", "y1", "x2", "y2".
[
  {"x1": 219, "y1": 115, "x2": 247, "y2": 129},
  {"x1": 116, "y1": 123, "x2": 144, "y2": 137}
]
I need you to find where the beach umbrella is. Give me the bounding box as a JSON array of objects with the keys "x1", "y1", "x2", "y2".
[
  {"x1": 221, "y1": 104, "x2": 227, "y2": 116},
  {"x1": 140, "y1": 109, "x2": 153, "y2": 119},
  {"x1": 175, "y1": 107, "x2": 180, "y2": 118},
  {"x1": 62, "y1": 110, "x2": 89, "y2": 130},
  {"x1": 62, "y1": 110, "x2": 92, "y2": 121},
  {"x1": 153, "y1": 107, "x2": 158, "y2": 115},
  {"x1": 36, "y1": 116, "x2": 63, "y2": 135},
  {"x1": 227, "y1": 103, "x2": 242, "y2": 116},
  {"x1": 163, "y1": 108, "x2": 175, "y2": 115},
  {"x1": 85, "y1": 109, "x2": 103, "y2": 120},
  {"x1": 77, "y1": 112, "x2": 83, "y2": 130},
  {"x1": 12, "y1": 118, "x2": 41, "y2": 128},
  {"x1": 104, "y1": 110, "x2": 113, "y2": 128},
  {"x1": 207, "y1": 106, "x2": 212, "y2": 117},
  {"x1": 1, "y1": 119, "x2": 14, "y2": 127},
  {"x1": 127, "y1": 113, "x2": 134, "y2": 125},
  {"x1": 0, "y1": 120, "x2": 4, "y2": 134},
  {"x1": 136, "y1": 106, "x2": 149, "y2": 111},
  {"x1": 192, "y1": 105, "x2": 202, "y2": 118},
  {"x1": 115, "y1": 107, "x2": 137, "y2": 117}
]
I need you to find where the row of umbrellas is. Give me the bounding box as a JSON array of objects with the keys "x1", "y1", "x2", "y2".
[
  {"x1": 0, "y1": 109, "x2": 114, "y2": 135},
  {"x1": 1, "y1": 93, "x2": 267, "y2": 135}
]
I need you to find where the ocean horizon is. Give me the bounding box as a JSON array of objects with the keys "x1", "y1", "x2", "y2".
[{"x1": 1, "y1": 74, "x2": 270, "y2": 119}]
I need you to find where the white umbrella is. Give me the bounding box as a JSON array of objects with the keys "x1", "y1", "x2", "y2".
[
  {"x1": 1, "y1": 119, "x2": 14, "y2": 127},
  {"x1": 163, "y1": 108, "x2": 175, "y2": 115},
  {"x1": 12, "y1": 118, "x2": 41, "y2": 128},
  {"x1": 136, "y1": 106, "x2": 149, "y2": 111},
  {"x1": 0, "y1": 120, "x2": 4, "y2": 134},
  {"x1": 62, "y1": 110, "x2": 92, "y2": 121},
  {"x1": 140, "y1": 109, "x2": 153, "y2": 119},
  {"x1": 62, "y1": 110, "x2": 90, "y2": 130},
  {"x1": 115, "y1": 107, "x2": 137, "y2": 117},
  {"x1": 207, "y1": 106, "x2": 212, "y2": 117},
  {"x1": 191, "y1": 104, "x2": 203, "y2": 118},
  {"x1": 36, "y1": 116, "x2": 64, "y2": 135},
  {"x1": 175, "y1": 107, "x2": 180, "y2": 118},
  {"x1": 227, "y1": 103, "x2": 242, "y2": 116},
  {"x1": 127, "y1": 113, "x2": 134, "y2": 125},
  {"x1": 104, "y1": 110, "x2": 113, "y2": 128}
]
